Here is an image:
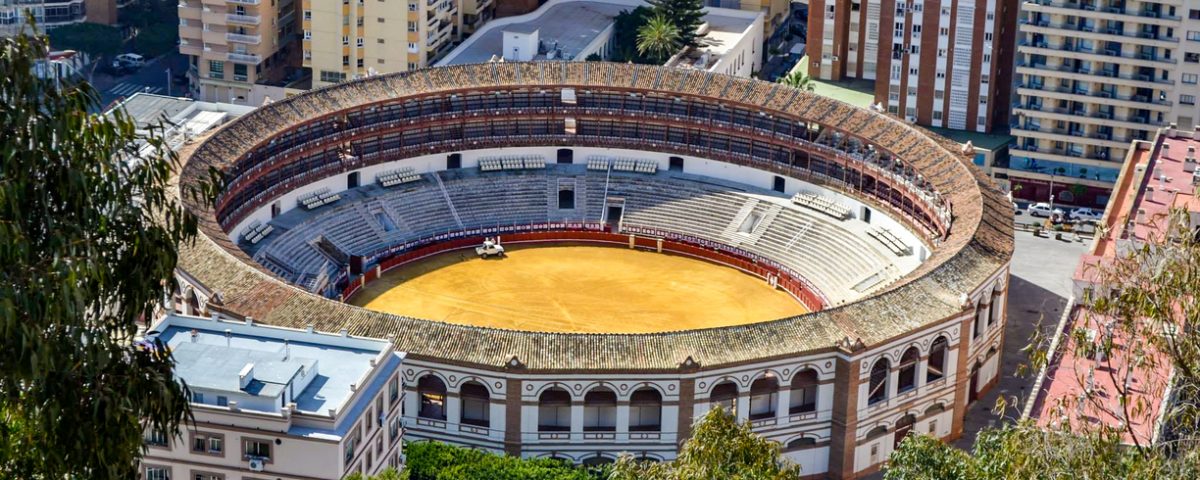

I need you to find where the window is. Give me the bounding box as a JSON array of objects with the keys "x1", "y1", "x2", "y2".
[
  {"x1": 788, "y1": 369, "x2": 818, "y2": 414},
  {"x1": 146, "y1": 429, "x2": 169, "y2": 447},
  {"x1": 206, "y1": 62, "x2": 223, "y2": 80},
  {"x1": 583, "y1": 388, "x2": 617, "y2": 431},
  {"x1": 710, "y1": 381, "x2": 738, "y2": 412},
  {"x1": 1187, "y1": 52, "x2": 1200, "y2": 63},
  {"x1": 748, "y1": 375, "x2": 778, "y2": 420},
  {"x1": 538, "y1": 387, "x2": 571, "y2": 431},
  {"x1": 357, "y1": 58, "x2": 365, "y2": 68},
  {"x1": 1184, "y1": 73, "x2": 1199, "y2": 84},
  {"x1": 417, "y1": 376, "x2": 447, "y2": 420},
  {"x1": 192, "y1": 471, "x2": 222, "y2": 480},
  {"x1": 408, "y1": 21, "x2": 417, "y2": 31},
  {"x1": 1191, "y1": 9, "x2": 1200, "y2": 20},
  {"x1": 1183, "y1": 95, "x2": 1196, "y2": 105},
  {"x1": 303, "y1": 10, "x2": 311, "y2": 20},
  {"x1": 189, "y1": 432, "x2": 223, "y2": 456},
  {"x1": 867, "y1": 358, "x2": 889, "y2": 405},
  {"x1": 342, "y1": 36, "x2": 349, "y2": 45},
  {"x1": 897, "y1": 347, "x2": 920, "y2": 393},
  {"x1": 378, "y1": 17, "x2": 385, "y2": 23},
  {"x1": 303, "y1": 30, "x2": 311, "y2": 40},
  {"x1": 357, "y1": 38, "x2": 364, "y2": 47},
  {"x1": 145, "y1": 466, "x2": 170, "y2": 480},
  {"x1": 343, "y1": 55, "x2": 350, "y2": 66},
  {"x1": 192, "y1": 391, "x2": 205, "y2": 403},
  {"x1": 460, "y1": 381, "x2": 490, "y2": 427},
  {"x1": 928, "y1": 336, "x2": 949, "y2": 382},
  {"x1": 320, "y1": 70, "x2": 346, "y2": 83},
  {"x1": 388, "y1": 376, "x2": 400, "y2": 404},
  {"x1": 243, "y1": 439, "x2": 270, "y2": 460},
  {"x1": 629, "y1": 388, "x2": 662, "y2": 431},
  {"x1": 408, "y1": 3, "x2": 416, "y2": 10}
]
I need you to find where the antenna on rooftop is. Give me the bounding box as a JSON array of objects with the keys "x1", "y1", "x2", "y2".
[
  {"x1": 225, "y1": 329, "x2": 232, "y2": 348},
  {"x1": 283, "y1": 340, "x2": 290, "y2": 361}
]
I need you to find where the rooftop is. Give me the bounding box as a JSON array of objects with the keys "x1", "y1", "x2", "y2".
[
  {"x1": 438, "y1": 0, "x2": 631, "y2": 65},
  {"x1": 152, "y1": 315, "x2": 395, "y2": 414},
  {"x1": 1030, "y1": 126, "x2": 1199, "y2": 445}
]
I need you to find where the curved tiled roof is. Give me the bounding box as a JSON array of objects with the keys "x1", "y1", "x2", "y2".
[{"x1": 176, "y1": 62, "x2": 1013, "y2": 371}]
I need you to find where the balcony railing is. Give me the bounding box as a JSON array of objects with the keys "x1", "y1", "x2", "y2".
[
  {"x1": 227, "y1": 52, "x2": 261, "y2": 64},
  {"x1": 228, "y1": 0, "x2": 259, "y2": 4},
  {"x1": 226, "y1": 32, "x2": 261, "y2": 44},
  {"x1": 226, "y1": 13, "x2": 260, "y2": 25}
]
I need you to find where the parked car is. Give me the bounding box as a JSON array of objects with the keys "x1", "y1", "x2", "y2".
[
  {"x1": 112, "y1": 53, "x2": 145, "y2": 69},
  {"x1": 1069, "y1": 207, "x2": 1104, "y2": 224},
  {"x1": 1027, "y1": 203, "x2": 1065, "y2": 218}
]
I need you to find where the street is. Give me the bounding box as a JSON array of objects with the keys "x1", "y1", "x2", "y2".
[{"x1": 88, "y1": 52, "x2": 189, "y2": 110}]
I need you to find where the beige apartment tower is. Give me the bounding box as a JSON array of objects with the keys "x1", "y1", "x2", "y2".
[
  {"x1": 303, "y1": 0, "x2": 492, "y2": 89},
  {"x1": 1007, "y1": 0, "x2": 1200, "y2": 208},
  {"x1": 179, "y1": 0, "x2": 299, "y2": 104}
]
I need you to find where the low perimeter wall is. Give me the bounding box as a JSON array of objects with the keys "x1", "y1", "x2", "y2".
[{"x1": 337, "y1": 225, "x2": 827, "y2": 312}]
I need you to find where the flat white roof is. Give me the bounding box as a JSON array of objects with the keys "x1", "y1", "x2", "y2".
[{"x1": 440, "y1": 0, "x2": 634, "y2": 65}]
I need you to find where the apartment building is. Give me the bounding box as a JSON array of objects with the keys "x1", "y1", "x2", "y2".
[
  {"x1": 2, "y1": 0, "x2": 97, "y2": 36},
  {"x1": 806, "y1": 0, "x2": 1019, "y2": 134},
  {"x1": 140, "y1": 314, "x2": 405, "y2": 479},
  {"x1": 304, "y1": 0, "x2": 490, "y2": 89},
  {"x1": 1006, "y1": 0, "x2": 1200, "y2": 207},
  {"x1": 179, "y1": 0, "x2": 299, "y2": 104}
]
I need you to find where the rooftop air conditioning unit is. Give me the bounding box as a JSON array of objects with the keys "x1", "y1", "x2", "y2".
[{"x1": 249, "y1": 459, "x2": 265, "y2": 472}]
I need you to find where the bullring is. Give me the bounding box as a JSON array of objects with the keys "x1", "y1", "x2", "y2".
[{"x1": 173, "y1": 62, "x2": 1013, "y2": 478}]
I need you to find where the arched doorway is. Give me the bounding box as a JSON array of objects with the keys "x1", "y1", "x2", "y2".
[{"x1": 893, "y1": 414, "x2": 916, "y2": 448}]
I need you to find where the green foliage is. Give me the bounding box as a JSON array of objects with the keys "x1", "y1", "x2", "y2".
[
  {"x1": 46, "y1": 22, "x2": 123, "y2": 58},
  {"x1": 0, "y1": 31, "x2": 216, "y2": 477},
  {"x1": 346, "y1": 467, "x2": 407, "y2": 480},
  {"x1": 403, "y1": 442, "x2": 601, "y2": 480},
  {"x1": 610, "y1": 7, "x2": 657, "y2": 64},
  {"x1": 636, "y1": 14, "x2": 681, "y2": 64},
  {"x1": 777, "y1": 70, "x2": 815, "y2": 92},
  {"x1": 646, "y1": 0, "x2": 705, "y2": 49},
  {"x1": 610, "y1": 407, "x2": 803, "y2": 480},
  {"x1": 887, "y1": 425, "x2": 1200, "y2": 480},
  {"x1": 585, "y1": 53, "x2": 603, "y2": 61}
]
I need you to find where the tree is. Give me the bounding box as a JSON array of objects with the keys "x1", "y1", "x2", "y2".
[
  {"x1": 46, "y1": 22, "x2": 123, "y2": 58},
  {"x1": 609, "y1": 407, "x2": 803, "y2": 480},
  {"x1": 610, "y1": 7, "x2": 657, "y2": 64},
  {"x1": 886, "y1": 210, "x2": 1200, "y2": 479},
  {"x1": 346, "y1": 467, "x2": 406, "y2": 480},
  {"x1": 778, "y1": 69, "x2": 815, "y2": 92},
  {"x1": 646, "y1": 0, "x2": 705, "y2": 49},
  {"x1": 637, "y1": 15, "x2": 682, "y2": 64},
  {"x1": 402, "y1": 441, "x2": 602, "y2": 480},
  {"x1": 0, "y1": 30, "x2": 215, "y2": 477}
]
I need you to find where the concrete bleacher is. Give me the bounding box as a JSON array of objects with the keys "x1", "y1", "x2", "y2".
[{"x1": 243, "y1": 165, "x2": 921, "y2": 301}]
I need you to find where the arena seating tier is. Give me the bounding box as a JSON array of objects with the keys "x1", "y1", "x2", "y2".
[{"x1": 244, "y1": 167, "x2": 919, "y2": 304}]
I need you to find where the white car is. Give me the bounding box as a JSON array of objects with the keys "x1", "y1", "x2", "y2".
[
  {"x1": 113, "y1": 53, "x2": 145, "y2": 68},
  {"x1": 475, "y1": 239, "x2": 505, "y2": 258},
  {"x1": 1027, "y1": 203, "x2": 1064, "y2": 218},
  {"x1": 1069, "y1": 207, "x2": 1104, "y2": 224}
]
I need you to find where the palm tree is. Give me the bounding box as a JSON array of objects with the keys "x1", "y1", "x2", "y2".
[
  {"x1": 778, "y1": 69, "x2": 815, "y2": 92},
  {"x1": 637, "y1": 14, "x2": 681, "y2": 64}
]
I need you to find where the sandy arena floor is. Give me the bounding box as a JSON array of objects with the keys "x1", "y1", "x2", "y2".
[{"x1": 349, "y1": 243, "x2": 808, "y2": 333}]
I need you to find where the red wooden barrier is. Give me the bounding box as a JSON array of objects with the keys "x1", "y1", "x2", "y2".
[{"x1": 340, "y1": 227, "x2": 827, "y2": 312}]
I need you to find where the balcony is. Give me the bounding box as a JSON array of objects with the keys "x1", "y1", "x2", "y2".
[
  {"x1": 226, "y1": 32, "x2": 261, "y2": 44},
  {"x1": 228, "y1": 0, "x2": 259, "y2": 4},
  {"x1": 227, "y1": 13, "x2": 260, "y2": 25},
  {"x1": 1022, "y1": 1, "x2": 1180, "y2": 25},
  {"x1": 227, "y1": 52, "x2": 261, "y2": 64}
]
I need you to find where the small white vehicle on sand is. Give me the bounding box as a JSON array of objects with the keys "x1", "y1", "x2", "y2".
[{"x1": 475, "y1": 238, "x2": 506, "y2": 258}]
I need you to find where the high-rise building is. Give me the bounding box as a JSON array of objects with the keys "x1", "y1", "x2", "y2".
[
  {"x1": 1, "y1": 0, "x2": 123, "y2": 37},
  {"x1": 1005, "y1": 0, "x2": 1200, "y2": 208},
  {"x1": 806, "y1": 0, "x2": 1019, "y2": 134},
  {"x1": 303, "y1": 0, "x2": 489, "y2": 89},
  {"x1": 179, "y1": 0, "x2": 299, "y2": 104}
]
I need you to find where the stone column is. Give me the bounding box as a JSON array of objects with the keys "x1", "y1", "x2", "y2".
[
  {"x1": 828, "y1": 353, "x2": 861, "y2": 479},
  {"x1": 504, "y1": 378, "x2": 522, "y2": 456}
]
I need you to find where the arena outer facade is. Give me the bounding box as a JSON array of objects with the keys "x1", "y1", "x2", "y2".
[{"x1": 173, "y1": 62, "x2": 1013, "y2": 479}]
